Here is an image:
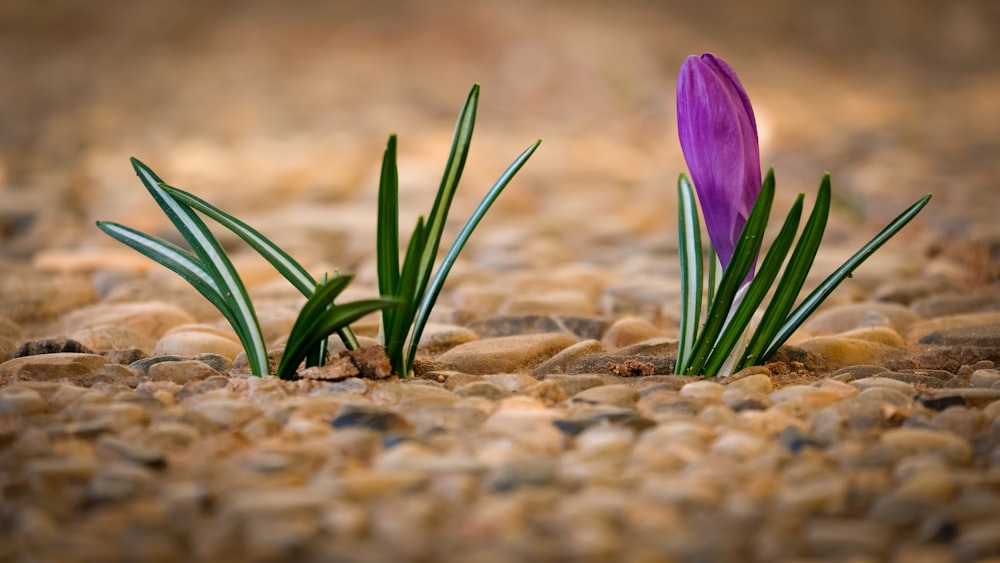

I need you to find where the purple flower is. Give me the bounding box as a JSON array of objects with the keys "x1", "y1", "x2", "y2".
[{"x1": 676, "y1": 53, "x2": 762, "y2": 272}]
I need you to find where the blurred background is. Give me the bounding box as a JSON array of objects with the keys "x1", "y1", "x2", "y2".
[{"x1": 1, "y1": 0, "x2": 998, "y2": 272}]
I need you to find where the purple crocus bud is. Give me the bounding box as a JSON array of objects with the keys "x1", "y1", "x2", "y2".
[{"x1": 677, "y1": 53, "x2": 762, "y2": 272}]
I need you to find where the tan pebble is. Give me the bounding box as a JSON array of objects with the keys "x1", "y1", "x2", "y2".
[
  {"x1": 711, "y1": 430, "x2": 771, "y2": 459},
  {"x1": 68, "y1": 325, "x2": 153, "y2": 355},
  {"x1": 314, "y1": 471, "x2": 427, "y2": 501},
  {"x1": 0, "y1": 353, "x2": 108, "y2": 383},
  {"x1": 601, "y1": 317, "x2": 666, "y2": 351},
  {"x1": 484, "y1": 408, "x2": 564, "y2": 452},
  {"x1": 369, "y1": 382, "x2": 459, "y2": 409},
  {"x1": 817, "y1": 378, "x2": 861, "y2": 398},
  {"x1": 804, "y1": 302, "x2": 919, "y2": 335},
  {"x1": 725, "y1": 371, "x2": 773, "y2": 394},
  {"x1": 531, "y1": 339, "x2": 605, "y2": 377},
  {"x1": 894, "y1": 467, "x2": 958, "y2": 502},
  {"x1": 880, "y1": 427, "x2": 973, "y2": 464},
  {"x1": 797, "y1": 328, "x2": 906, "y2": 370},
  {"x1": 680, "y1": 380, "x2": 726, "y2": 400},
  {"x1": 148, "y1": 360, "x2": 220, "y2": 385},
  {"x1": 0, "y1": 386, "x2": 49, "y2": 415},
  {"x1": 60, "y1": 302, "x2": 196, "y2": 340},
  {"x1": 188, "y1": 399, "x2": 262, "y2": 429},
  {"x1": 736, "y1": 410, "x2": 809, "y2": 436},
  {"x1": 155, "y1": 330, "x2": 242, "y2": 360},
  {"x1": 482, "y1": 373, "x2": 537, "y2": 393},
  {"x1": 851, "y1": 376, "x2": 915, "y2": 394},
  {"x1": 572, "y1": 384, "x2": 639, "y2": 407},
  {"x1": 76, "y1": 402, "x2": 150, "y2": 427},
  {"x1": 436, "y1": 333, "x2": 578, "y2": 375}
]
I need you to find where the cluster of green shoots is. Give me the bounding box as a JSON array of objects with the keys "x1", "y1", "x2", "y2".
[{"x1": 98, "y1": 85, "x2": 540, "y2": 379}]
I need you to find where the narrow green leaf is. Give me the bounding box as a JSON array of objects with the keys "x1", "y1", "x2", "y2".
[
  {"x1": 738, "y1": 175, "x2": 831, "y2": 370},
  {"x1": 411, "y1": 84, "x2": 479, "y2": 325},
  {"x1": 279, "y1": 274, "x2": 398, "y2": 379},
  {"x1": 702, "y1": 194, "x2": 803, "y2": 376},
  {"x1": 685, "y1": 168, "x2": 776, "y2": 376},
  {"x1": 163, "y1": 185, "x2": 316, "y2": 295},
  {"x1": 129, "y1": 158, "x2": 268, "y2": 376},
  {"x1": 385, "y1": 216, "x2": 427, "y2": 377},
  {"x1": 377, "y1": 135, "x2": 401, "y2": 342},
  {"x1": 404, "y1": 139, "x2": 541, "y2": 374},
  {"x1": 707, "y1": 245, "x2": 720, "y2": 307},
  {"x1": 675, "y1": 173, "x2": 703, "y2": 374},
  {"x1": 164, "y1": 185, "x2": 360, "y2": 351},
  {"x1": 761, "y1": 192, "x2": 932, "y2": 360},
  {"x1": 97, "y1": 221, "x2": 220, "y2": 297}
]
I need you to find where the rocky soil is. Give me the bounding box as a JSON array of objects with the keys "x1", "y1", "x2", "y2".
[{"x1": 2, "y1": 1, "x2": 1000, "y2": 561}]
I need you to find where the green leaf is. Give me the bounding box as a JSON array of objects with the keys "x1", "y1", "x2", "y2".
[
  {"x1": 738, "y1": 175, "x2": 831, "y2": 370},
  {"x1": 96, "y1": 221, "x2": 229, "y2": 314},
  {"x1": 761, "y1": 192, "x2": 932, "y2": 360},
  {"x1": 126, "y1": 159, "x2": 268, "y2": 376},
  {"x1": 278, "y1": 274, "x2": 399, "y2": 379},
  {"x1": 702, "y1": 193, "x2": 803, "y2": 376},
  {"x1": 675, "y1": 173, "x2": 703, "y2": 374},
  {"x1": 685, "y1": 168, "x2": 776, "y2": 376},
  {"x1": 404, "y1": 139, "x2": 542, "y2": 375},
  {"x1": 163, "y1": 184, "x2": 360, "y2": 352},
  {"x1": 163, "y1": 185, "x2": 316, "y2": 295},
  {"x1": 410, "y1": 84, "x2": 478, "y2": 326},
  {"x1": 385, "y1": 217, "x2": 427, "y2": 377},
  {"x1": 377, "y1": 135, "x2": 401, "y2": 344}
]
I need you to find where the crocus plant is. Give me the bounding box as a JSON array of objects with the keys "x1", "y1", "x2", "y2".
[{"x1": 673, "y1": 53, "x2": 931, "y2": 377}]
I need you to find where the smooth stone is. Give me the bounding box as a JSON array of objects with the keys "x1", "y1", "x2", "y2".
[
  {"x1": 154, "y1": 328, "x2": 242, "y2": 360},
  {"x1": 532, "y1": 339, "x2": 605, "y2": 377},
  {"x1": 0, "y1": 316, "x2": 23, "y2": 339},
  {"x1": 954, "y1": 518, "x2": 1000, "y2": 561},
  {"x1": 543, "y1": 374, "x2": 607, "y2": 396},
  {"x1": 907, "y1": 312, "x2": 1000, "y2": 344},
  {"x1": 0, "y1": 271, "x2": 98, "y2": 324},
  {"x1": 917, "y1": 388, "x2": 1000, "y2": 410},
  {"x1": 724, "y1": 371, "x2": 773, "y2": 395},
  {"x1": 873, "y1": 276, "x2": 959, "y2": 305},
  {"x1": 483, "y1": 401, "x2": 564, "y2": 452},
  {"x1": 679, "y1": 380, "x2": 726, "y2": 401},
  {"x1": 911, "y1": 291, "x2": 1000, "y2": 319},
  {"x1": 187, "y1": 399, "x2": 262, "y2": 428},
  {"x1": 455, "y1": 381, "x2": 506, "y2": 400},
  {"x1": 436, "y1": 333, "x2": 578, "y2": 375},
  {"x1": 971, "y1": 368, "x2": 1000, "y2": 388},
  {"x1": 416, "y1": 323, "x2": 479, "y2": 356},
  {"x1": 639, "y1": 475, "x2": 722, "y2": 508},
  {"x1": 572, "y1": 384, "x2": 639, "y2": 407},
  {"x1": 601, "y1": 317, "x2": 666, "y2": 351},
  {"x1": 796, "y1": 327, "x2": 906, "y2": 370},
  {"x1": 482, "y1": 373, "x2": 539, "y2": 393},
  {"x1": 850, "y1": 376, "x2": 916, "y2": 394},
  {"x1": 8, "y1": 338, "x2": 94, "y2": 359},
  {"x1": 129, "y1": 355, "x2": 189, "y2": 376},
  {"x1": 68, "y1": 325, "x2": 154, "y2": 355},
  {"x1": 331, "y1": 404, "x2": 412, "y2": 433},
  {"x1": 522, "y1": 380, "x2": 569, "y2": 406},
  {"x1": 369, "y1": 382, "x2": 459, "y2": 409},
  {"x1": 0, "y1": 353, "x2": 108, "y2": 383},
  {"x1": 880, "y1": 427, "x2": 973, "y2": 464},
  {"x1": 831, "y1": 364, "x2": 892, "y2": 379},
  {"x1": 60, "y1": 302, "x2": 197, "y2": 340},
  {"x1": 804, "y1": 302, "x2": 919, "y2": 335},
  {"x1": 722, "y1": 389, "x2": 772, "y2": 411},
  {"x1": 602, "y1": 282, "x2": 674, "y2": 324},
  {"x1": 148, "y1": 360, "x2": 220, "y2": 385},
  {"x1": 0, "y1": 386, "x2": 49, "y2": 415}
]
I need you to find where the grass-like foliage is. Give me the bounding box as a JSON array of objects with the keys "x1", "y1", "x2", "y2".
[
  {"x1": 376, "y1": 84, "x2": 541, "y2": 377},
  {"x1": 675, "y1": 171, "x2": 931, "y2": 377},
  {"x1": 97, "y1": 158, "x2": 398, "y2": 379},
  {"x1": 97, "y1": 84, "x2": 538, "y2": 379}
]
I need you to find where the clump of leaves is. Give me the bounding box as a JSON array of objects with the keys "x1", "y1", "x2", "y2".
[
  {"x1": 375, "y1": 84, "x2": 541, "y2": 377},
  {"x1": 97, "y1": 159, "x2": 397, "y2": 379}
]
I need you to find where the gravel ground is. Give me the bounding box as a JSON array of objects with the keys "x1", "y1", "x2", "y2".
[{"x1": 2, "y1": 1, "x2": 1000, "y2": 561}]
